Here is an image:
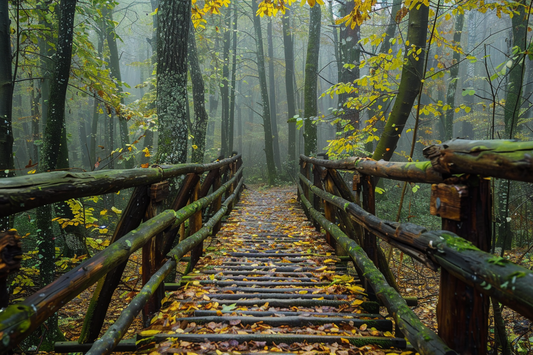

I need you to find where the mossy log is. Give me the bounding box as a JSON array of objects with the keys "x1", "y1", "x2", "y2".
[
  {"x1": 297, "y1": 184, "x2": 457, "y2": 355},
  {"x1": 299, "y1": 155, "x2": 443, "y2": 183},
  {"x1": 84, "y1": 178, "x2": 243, "y2": 355},
  {"x1": 423, "y1": 139, "x2": 533, "y2": 182},
  {"x1": 299, "y1": 176, "x2": 533, "y2": 321},
  {"x1": 0, "y1": 211, "x2": 177, "y2": 353},
  {"x1": 0, "y1": 155, "x2": 241, "y2": 216}
]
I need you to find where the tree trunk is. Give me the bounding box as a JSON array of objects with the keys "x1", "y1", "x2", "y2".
[
  {"x1": 498, "y1": 0, "x2": 528, "y2": 250},
  {"x1": 268, "y1": 17, "x2": 281, "y2": 170},
  {"x1": 101, "y1": 4, "x2": 133, "y2": 168},
  {"x1": 282, "y1": 13, "x2": 296, "y2": 173},
  {"x1": 338, "y1": 0, "x2": 360, "y2": 131},
  {"x1": 188, "y1": 20, "x2": 209, "y2": 164},
  {"x1": 441, "y1": 13, "x2": 463, "y2": 140},
  {"x1": 303, "y1": 5, "x2": 321, "y2": 156},
  {"x1": 372, "y1": 3, "x2": 429, "y2": 161},
  {"x1": 228, "y1": 3, "x2": 238, "y2": 154},
  {"x1": 156, "y1": 0, "x2": 191, "y2": 164},
  {"x1": 220, "y1": 7, "x2": 231, "y2": 157},
  {"x1": 0, "y1": 1, "x2": 14, "y2": 230},
  {"x1": 35, "y1": 0, "x2": 77, "y2": 348},
  {"x1": 251, "y1": 0, "x2": 276, "y2": 185}
]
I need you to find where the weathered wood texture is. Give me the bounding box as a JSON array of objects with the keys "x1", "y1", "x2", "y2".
[
  {"x1": 85, "y1": 177, "x2": 244, "y2": 355},
  {"x1": 423, "y1": 139, "x2": 533, "y2": 182},
  {"x1": 0, "y1": 159, "x2": 244, "y2": 352},
  {"x1": 297, "y1": 184, "x2": 457, "y2": 355},
  {"x1": 79, "y1": 185, "x2": 152, "y2": 343},
  {"x1": 437, "y1": 179, "x2": 491, "y2": 355},
  {"x1": 0, "y1": 211, "x2": 176, "y2": 353},
  {"x1": 0, "y1": 155, "x2": 241, "y2": 216},
  {"x1": 300, "y1": 154, "x2": 444, "y2": 183},
  {"x1": 299, "y1": 173, "x2": 533, "y2": 321}
]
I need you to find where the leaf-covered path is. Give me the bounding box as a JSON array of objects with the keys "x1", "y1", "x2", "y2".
[{"x1": 141, "y1": 186, "x2": 407, "y2": 354}]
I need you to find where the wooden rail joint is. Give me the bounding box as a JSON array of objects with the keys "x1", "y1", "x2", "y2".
[{"x1": 150, "y1": 181, "x2": 170, "y2": 203}]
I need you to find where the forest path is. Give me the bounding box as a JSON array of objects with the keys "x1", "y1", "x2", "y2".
[{"x1": 139, "y1": 186, "x2": 406, "y2": 354}]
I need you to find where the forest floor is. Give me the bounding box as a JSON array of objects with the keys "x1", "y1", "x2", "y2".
[{"x1": 12, "y1": 185, "x2": 533, "y2": 354}]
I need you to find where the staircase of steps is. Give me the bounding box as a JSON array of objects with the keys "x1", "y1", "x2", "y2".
[{"x1": 140, "y1": 187, "x2": 407, "y2": 355}]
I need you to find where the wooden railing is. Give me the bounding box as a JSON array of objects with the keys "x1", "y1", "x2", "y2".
[
  {"x1": 0, "y1": 154, "x2": 244, "y2": 354},
  {"x1": 298, "y1": 139, "x2": 533, "y2": 355}
]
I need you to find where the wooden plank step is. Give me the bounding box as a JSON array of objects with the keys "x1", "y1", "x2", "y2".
[
  {"x1": 151, "y1": 334, "x2": 406, "y2": 348},
  {"x1": 204, "y1": 293, "x2": 351, "y2": 300},
  {"x1": 171, "y1": 316, "x2": 392, "y2": 330},
  {"x1": 193, "y1": 310, "x2": 384, "y2": 318}
]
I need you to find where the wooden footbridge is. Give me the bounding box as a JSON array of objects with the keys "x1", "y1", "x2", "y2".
[{"x1": 0, "y1": 139, "x2": 532, "y2": 355}]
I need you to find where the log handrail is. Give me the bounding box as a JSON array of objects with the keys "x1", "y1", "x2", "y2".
[
  {"x1": 299, "y1": 173, "x2": 533, "y2": 319},
  {"x1": 0, "y1": 154, "x2": 242, "y2": 216},
  {"x1": 0, "y1": 155, "x2": 244, "y2": 353},
  {"x1": 300, "y1": 139, "x2": 533, "y2": 183},
  {"x1": 299, "y1": 138, "x2": 533, "y2": 354},
  {"x1": 297, "y1": 183, "x2": 457, "y2": 355}
]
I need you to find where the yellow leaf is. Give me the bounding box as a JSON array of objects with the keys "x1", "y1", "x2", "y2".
[
  {"x1": 323, "y1": 259, "x2": 336, "y2": 264},
  {"x1": 111, "y1": 206, "x2": 122, "y2": 214},
  {"x1": 140, "y1": 330, "x2": 161, "y2": 336},
  {"x1": 100, "y1": 209, "x2": 108, "y2": 216},
  {"x1": 27, "y1": 169, "x2": 36, "y2": 174},
  {"x1": 192, "y1": 145, "x2": 198, "y2": 149},
  {"x1": 298, "y1": 290, "x2": 308, "y2": 294},
  {"x1": 13, "y1": 287, "x2": 22, "y2": 295}
]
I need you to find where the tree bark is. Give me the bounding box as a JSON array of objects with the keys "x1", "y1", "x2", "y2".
[
  {"x1": 101, "y1": 4, "x2": 133, "y2": 168},
  {"x1": 0, "y1": 1, "x2": 14, "y2": 230},
  {"x1": 282, "y1": 12, "x2": 296, "y2": 173},
  {"x1": 188, "y1": 20, "x2": 209, "y2": 164},
  {"x1": 267, "y1": 17, "x2": 281, "y2": 170},
  {"x1": 304, "y1": 5, "x2": 321, "y2": 156},
  {"x1": 441, "y1": 13, "x2": 463, "y2": 140},
  {"x1": 228, "y1": 2, "x2": 238, "y2": 154},
  {"x1": 220, "y1": 7, "x2": 231, "y2": 157},
  {"x1": 251, "y1": 0, "x2": 276, "y2": 184},
  {"x1": 372, "y1": 3, "x2": 429, "y2": 161},
  {"x1": 156, "y1": 0, "x2": 191, "y2": 164}
]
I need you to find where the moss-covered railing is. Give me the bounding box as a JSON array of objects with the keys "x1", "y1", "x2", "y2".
[
  {"x1": 0, "y1": 155, "x2": 244, "y2": 353},
  {"x1": 299, "y1": 138, "x2": 533, "y2": 355}
]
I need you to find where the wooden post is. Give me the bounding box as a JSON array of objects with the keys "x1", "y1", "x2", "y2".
[
  {"x1": 311, "y1": 164, "x2": 324, "y2": 232},
  {"x1": 322, "y1": 172, "x2": 341, "y2": 253},
  {"x1": 189, "y1": 181, "x2": 203, "y2": 269},
  {"x1": 212, "y1": 173, "x2": 223, "y2": 235},
  {"x1": 432, "y1": 179, "x2": 491, "y2": 355},
  {"x1": 361, "y1": 174, "x2": 378, "y2": 300},
  {"x1": 142, "y1": 180, "x2": 169, "y2": 326}
]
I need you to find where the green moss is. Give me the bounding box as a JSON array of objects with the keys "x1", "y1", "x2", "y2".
[
  {"x1": 404, "y1": 161, "x2": 432, "y2": 171},
  {"x1": 440, "y1": 233, "x2": 479, "y2": 251}
]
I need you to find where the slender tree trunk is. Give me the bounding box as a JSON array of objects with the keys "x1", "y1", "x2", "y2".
[
  {"x1": 268, "y1": 17, "x2": 281, "y2": 170},
  {"x1": 101, "y1": 4, "x2": 133, "y2": 168},
  {"x1": 220, "y1": 7, "x2": 231, "y2": 157},
  {"x1": 188, "y1": 20, "x2": 209, "y2": 163},
  {"x1": 442, "y1": 13, "x2": 463, "y2": 140},
  {"x1": 498, "y1": 0, "x2": 529, "y2": 250},
  {"x1": 303, "y1": 5, "x2": 321, "y2": 156},
  {"x1": 0, "y1": 1, "x2": 14, "y2": 230},
  {"x1": 35, "y1": 0, "x2": 77, "y2": 349},
  {"x1": 338, "y1": 0, "x2": 360, "y2": 131},
  {"x1": 228, "y1": 3, "x2": 238, "y2": 154},
  {"x1": 282, "y1": 12, "x2": 296, "y2": 173},
  {"x1": 251, "y1": 0, "x2": 276, "y2": 184},
  {"x1": 156, "y1": 0, "x2": 191, "y2": 164},
  {"x1": 282, "y1": 13, "x2": 297, "y2": 171},
  {"x1": 372, "y1": 2, "x2": 429, "y2": 161}
]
